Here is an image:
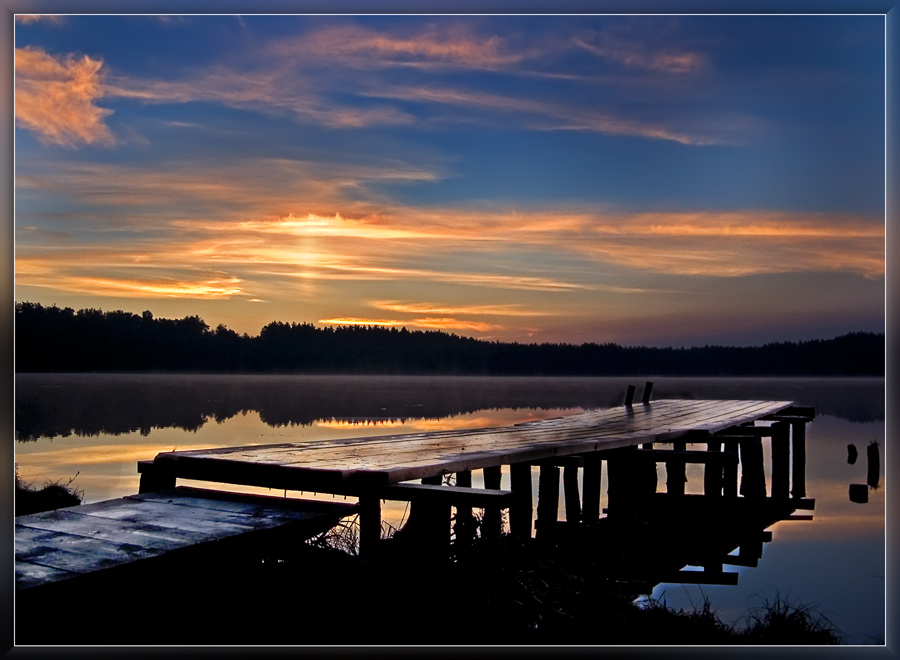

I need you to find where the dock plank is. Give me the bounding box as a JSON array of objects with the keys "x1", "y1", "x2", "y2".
[
  {"x1": 16, "y1": 488, "x2": 358, "y2": 591},
  {"x1": 146, "y1": 400, "x2": 795, "y2": 492}
]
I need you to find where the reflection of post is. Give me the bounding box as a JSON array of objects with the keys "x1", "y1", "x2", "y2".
[
  {"x1": 455, "y1": 469, "x2": 475, "y2": 543},
  {"x1": 581, "y1": 453, "x2": 602, "y2": 524},
  {"x1": 791, "y1": 422, "x2": 807, "y2": 498},
  {"x1": 740, "y1": 437, "x2": 767, "y2": 498},
  {"x1": 509, "y1": 463, "x2": 533, "y2": 539},
  {"x1": 723, "y1": 439, "x2": 739, "y2": 498},
  {"x1": 482, "y1": 466, "x2": 502, "y2": 540},
  {"x1": 771, "y1": 422, "x2": 790, "y2": 499},
  {"x1": 563, "y1": 464, "x2": 582, "y2": 523},
  {"x1": 667, "y1": 441, "x2": 686, "y2": 496},
  {"x1": 704, "y1": 440, "x2": 722, "y2": 497},
  {"x1": 866, "y1": 442, "x2": 880, "y2": 489},
  {"x1": 358, "y1": 494, "x2": 382, "y2": 558},
  {"x1": 536, "y1": 464, "x2": 560, "y2": 540}
]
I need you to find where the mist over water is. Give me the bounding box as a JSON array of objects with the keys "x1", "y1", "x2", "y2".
[{"x1": 14, "y1": 374, "x2": 885, "y2": 644}]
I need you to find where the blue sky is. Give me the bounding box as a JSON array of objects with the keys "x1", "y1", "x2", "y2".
[{"x1": 13, "y1": 14, "x2": 885, "y2": 346}]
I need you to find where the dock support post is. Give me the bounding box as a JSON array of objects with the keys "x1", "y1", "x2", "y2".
[
  {"x1": 790, "y1": 422, "x2": 807, "y2": 499},
  {"x1": 482, "y1": 466, "x2": 502, "y2": 540},
  {"x1": 137, "y1": 461, "x2": 176, "y2": 493},
  {"x1": 723, "y1": 439, "x2": 739, "y2": 498},
  {"x1": 454, "y1": 470, "x2": 475, "y2": 543},
  {"x1": 739, "y1": 437, "x2": 767, "y2": 499},
  {"x1": 666, "y1": 441, "x2": 686, "y2": 496},
  {"x1": 535, "y1": 464, "x2": 560, "y2": 540},
  {"x1": 358, "y1": 494, "x2": 382, "y2": 558},
  {"x1": 624, "y1": 385, "x2": 636, "y2": 406},
  {"x1": 509, "y1": 463, "x2": 533, "y2": 539},
  {"x1": 704, "y1": 440, "x2": 723, "y2": 497},
  {"x1": 581, "y1": 454, "x2": 602, "y2": 525},
  {"x1": 771, "y1": 422, "x2": 790, "y2": 499},
  {"x1": 563, "y1": 464, "x2": 581, "y2": 523},
  {"x1": 641, "y1": 381, "x2": 654, "y2": 404}
]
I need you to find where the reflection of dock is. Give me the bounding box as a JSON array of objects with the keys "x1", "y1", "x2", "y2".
[{"x1": 16, "y1": 383, "x2": 815, "y2": 593}]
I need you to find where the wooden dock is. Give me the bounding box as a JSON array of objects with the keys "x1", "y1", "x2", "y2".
[
  {"x1": 15, "y1": 486, "x2": 357, "y2": 591},
  {"x1": 135, "y1": 391, "x2": 815, "y2": 556}
]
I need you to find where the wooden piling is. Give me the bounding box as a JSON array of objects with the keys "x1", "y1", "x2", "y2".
[
  {"x1": 790, "y1": 422, "x2": 807, "y2": 498},
  {"x1": 739, "y1": 436, "x2": 767, "y2": 499},
  {"x1": 624, "y1": 384, "x2": 636, "y2": 406},
  {"x1": 358, "y1": 494, "x2": 382, "y2": 558},
  {"x1": 581, "y1": 453, "x2": 602, "y2": 525},
  {"x1": 454, "y1": 469, "x2": 475, "y2": 543},
  {"x1": 771, "y1": 422, "x2": 790, "y2": 499},
  {"x1": 509, "y1": 463, "x2": 533, "y2": 539},
  {"x1": 641, "y1": 381, "x2": 654, "y2": 404},
  {"x1": 536, "y1": 464, "x2": 560, "y2": 540},
  {"x1": 723, "y1": 439, "x2": 739, "y2": 498},
  {"x1": 482, "y1": 465, "x2": 502, "y2": 539},
  {"x1": 137, "y1": 461, "x2": 176, "y2": 494},
  {"x1": 563, "y1": 464, "x2": 582, "y2": 523},
  {"x1": 704, "y1": 440, "x2": 722, "y2": 497},
  {"x1": 666, "y1": 441, "x2": 686, "y2": 496}
]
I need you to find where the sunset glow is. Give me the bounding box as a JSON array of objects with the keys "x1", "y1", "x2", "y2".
[{"x1": 14, "y1": 15, "x2": 884, "y2": 346}]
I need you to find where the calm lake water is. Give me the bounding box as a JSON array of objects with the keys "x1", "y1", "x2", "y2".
[{"x1": 14, "y1": 374, "x2": 885, "y2": 644}]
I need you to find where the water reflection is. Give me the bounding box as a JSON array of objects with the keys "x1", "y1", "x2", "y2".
[
  {"x1": 13, "y1": 373, "x2": 884, "y2": 644},
  {"x1": 14, "y1": 374, "x2": 884, "y2": 441}
]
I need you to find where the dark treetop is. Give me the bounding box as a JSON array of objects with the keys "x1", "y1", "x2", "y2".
[{"x1": 14, "y1": 302, "x2": 884, "y2": 377}]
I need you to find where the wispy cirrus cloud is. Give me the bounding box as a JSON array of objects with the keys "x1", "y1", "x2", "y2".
[
  {"x1": 15, "y1": 47, "x2": 115, "y2": 147},
  {"x1": 267, "y1": 22, "x2": 532, "y2": 72},
  {"x1": 363, "y1": 84, "x2": 724, "y2": 145},
  {"x1": 572, "y1": 31, "x2": 707, "y2": 74}
]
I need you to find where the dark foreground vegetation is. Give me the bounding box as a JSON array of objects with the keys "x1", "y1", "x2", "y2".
[
  {"x1": 15, "y1": 302, "x2": 883, "y2": 375},
  {"x1": 15, "y1": 517, "x2": 843, "y2": 646},
  {"x1": 14, "y1": 465, "x2": 82, "y2": 516}
]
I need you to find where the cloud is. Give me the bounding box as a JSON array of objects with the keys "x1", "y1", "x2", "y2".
[
  {"x1": 318, "y1": 317, "x2": 502, "y2": 332},
  {"x1": 362, "y1": 84, "x2": 724, "y2": 145},
  {"x1": 15, "y1": 15, "x2": 65, "y2": 25},
  {"x1": 15, "y1": 47, "x2": 115, "y2": 147},
  {"x1": 572, "y1": 32, "x2": 707, "y2": 74},
  {"x1": 267, "y1": 22, "x2": 529, "y2": 72},
  {"x1": 370, "y1": 301, "x2": 550, "y2": 317}
]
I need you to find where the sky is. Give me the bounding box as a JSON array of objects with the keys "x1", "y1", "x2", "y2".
[{"x1": 13, "y1": 14, "x2": 886, "y2": 347}]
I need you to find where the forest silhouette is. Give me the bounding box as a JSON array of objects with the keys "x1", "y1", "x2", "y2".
[{"x1": 15, "y1": 301, "x2": 884, "y2": 376}]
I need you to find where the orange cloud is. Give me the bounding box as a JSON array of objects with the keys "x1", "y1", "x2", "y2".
[
  {"x1": 15, "y1": 47, "x2": 114, "y2": 147},
  {"x1": 370, "y1": 301, "x2": 550, "y2": 317},
  {"x1": 573, "y1": 35, "x2": 707, "y2": 74},
  {"x1": 15, "y1": 15, "x2": 66, "y2": 25},
  {"x1": 318, "y1": 317, "x2": 503, "y2": 332},
  {"x1": 269, "y1": 22, "x2": 528, "y2": 71}
]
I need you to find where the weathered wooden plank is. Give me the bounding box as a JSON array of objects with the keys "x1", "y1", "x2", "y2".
[
  {"x1": 16, "y1": 509, "x2": 207, "y2": 551},
  {"x1": 141, "y1": 400, "x2": 798, "y2": 495},
  {"x1": 16, "y1": 527, "x2": 163, "y2": 566},
  {"x1": 376, "y1": 483, "x2": 515, "y2": 507},
  {"x1": 17, "y1": 490, "x2": 360, "y2": 590},
  {"x1": 16, "y1": 561, "x2": 76, "y2": 589}
]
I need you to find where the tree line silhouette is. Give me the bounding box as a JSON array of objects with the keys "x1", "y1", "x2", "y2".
[{"x1": 15, "y1": 302, "x2": 884, "y2": 376}]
